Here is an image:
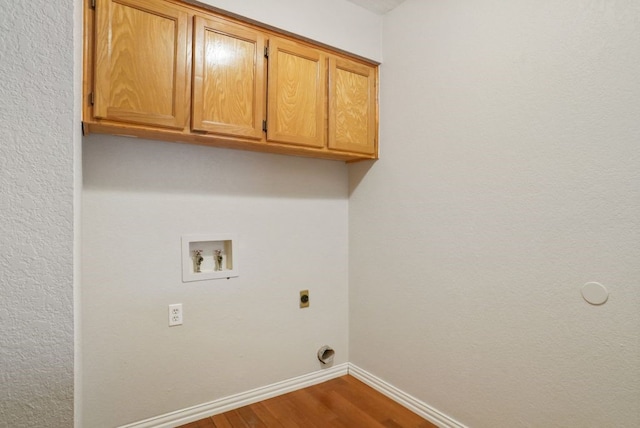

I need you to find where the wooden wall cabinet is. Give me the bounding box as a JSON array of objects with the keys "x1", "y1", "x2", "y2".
[
  {"x1": 93, "y1": 0, "x2": 189, "y2": 129},
  {"x1": 192, "y1": 17, "x2": 265, "y2": 140},
  {"x1": 84, "y1": 0, "x2": 379, "y2": 161},
  {"x1": 267, "y1": 37, "x2": 326, "y2": 149},
  {"x1": 328, "y1": 58, "x2": 377, "y2": 156}
]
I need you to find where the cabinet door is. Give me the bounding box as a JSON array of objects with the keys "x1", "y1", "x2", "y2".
[
  {"x1": 94, "y1": 0, "x2": 188, "y2": 129},
  {"x1": 267, "y1": 38, "x2": 326, "y2": 148},
  {"x1": 328, "y1": 58, "x2": 377, "y2": 155},
  {"x1": 192, "y1": 17, "x2": 265, "y2": 139}
]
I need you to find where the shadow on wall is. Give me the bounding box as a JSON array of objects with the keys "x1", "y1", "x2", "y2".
[
  {"x1": 82, "y1": 134, "x2": 348, "y2": 199},
  {"x1": 347, "y1": 158, "x2": 376, "y2": 197}
]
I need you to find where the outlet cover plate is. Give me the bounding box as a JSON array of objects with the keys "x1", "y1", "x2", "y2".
[
  {"x1": 169, "y1": 303, "x2": 183, "y2": 326},
  {"x1": 300, "y1": 290, "x2": 310, "y2": 308}
]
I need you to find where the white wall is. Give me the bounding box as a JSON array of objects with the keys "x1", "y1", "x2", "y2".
[
  {"x1": 74, "y1": 0, "x2": 85, "y2": 425},
  {"x1": 81, "y1": 2, "x2": 379, "y2": 425},
  {"x1": 349, "y1": 1, "x2": 640, "y2": 427},
  {"x1": 79, "y1": 1, "x2": 381, "y2": 425},
  {"x1": 82, "y1": 138, "x2": 349, "y2": 426},
  {"x1": 0, "y1": 1, "x2": 77, "y2": 427}
]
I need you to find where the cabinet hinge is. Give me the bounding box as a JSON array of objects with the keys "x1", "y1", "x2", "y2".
[
  {"x1": 262, "y1": 120, "x2": 267, "y2": 132},
  {"x1": 264, "y1": 46, "x2": 269, "y2": 58},
  {"x1": 91, "y1": 0, "x2": 96, "y2": 9},
  {"x1": 89, "y1": 92, "x2": 95, "y2": 105}
]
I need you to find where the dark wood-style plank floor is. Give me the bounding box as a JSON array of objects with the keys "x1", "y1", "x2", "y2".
[{"x1": 177, "y1": 375, "x2": 437, "y2": 428}]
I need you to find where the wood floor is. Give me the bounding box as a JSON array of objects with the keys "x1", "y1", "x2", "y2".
[{"x1": 177, "y1": 375, "x2": 436, "y2": 428}]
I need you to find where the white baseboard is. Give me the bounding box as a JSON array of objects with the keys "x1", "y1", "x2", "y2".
[
  {"x1": 119, "y1": 362, "x2": 465, "y2": 428},
  {"x1": 119, "y1": 363, "x2": 349, "y2": 428},
  {"x1": 348, "y1": 364, "x2": 467, "y2": 428}
]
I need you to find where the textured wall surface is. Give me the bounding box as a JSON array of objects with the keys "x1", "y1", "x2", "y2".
[
  {"x1": 0, "y1": 1, "x2": 76, "y2": 427},
  {"x1": 349, "y1": 0, "x2": 640, "y2": 427},
  {"x1": 82, "y1": 137, "x2": 349, "y2": 427},
  {"x1": 80, "y1": 1, "x2": 379, "y2": 425}
]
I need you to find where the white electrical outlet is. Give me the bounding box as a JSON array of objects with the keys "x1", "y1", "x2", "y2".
[{"x1": 168, "y1": 304, "x2": 183, "y2": 327}]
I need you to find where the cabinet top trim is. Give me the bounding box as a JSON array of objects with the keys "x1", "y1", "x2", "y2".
[{"x1": 179, "y1": 0, "x2": 380, "y2": 66}]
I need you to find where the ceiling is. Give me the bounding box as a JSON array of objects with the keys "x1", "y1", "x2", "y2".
[{"x1": 345, "y1": 0, "x2": 406, "y2": 15}]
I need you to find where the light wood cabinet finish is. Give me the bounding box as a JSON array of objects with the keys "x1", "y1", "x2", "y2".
[
  {"x1": 84, "y1": 0, "x2": 379, "y2": 161},
  {"x1": 94, "y1": 0, "x2": 188, "y2": 129},
  {"x1": 328, "y1": 58, "x2": 377, "y2": 155},
  {"x1": 192, "y1": 17, "x2": 265, "y2": 139},
  {"x1": 267, "y1": 37, "x2": 326, "y2": 148}
]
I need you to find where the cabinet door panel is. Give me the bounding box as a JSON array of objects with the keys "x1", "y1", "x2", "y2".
[
  {"x1": 192, "y1": 17, "x2": 265, "y2": 139},
  {"x1": 267, "y1": 38, "x2": 326, "y2": 148},
  {"x1": 328, "y1": 58, "x2": 376, "y2": 155},
  {"x1": 94, "y1": 0, "x2": 188, "y2": 129}
]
